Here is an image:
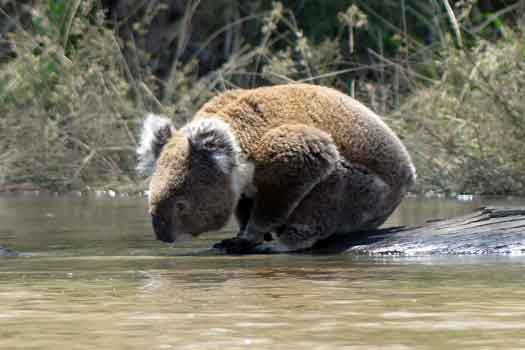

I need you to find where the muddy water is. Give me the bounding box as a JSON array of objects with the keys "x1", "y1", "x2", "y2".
[{"x1": 1, "y1": 195, "x2": 524, "y2": 349}]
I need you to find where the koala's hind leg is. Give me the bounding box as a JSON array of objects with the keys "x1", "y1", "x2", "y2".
[
  {"x1": 252, "y1": 162, "x2": 347, "y2": 253},
  {"x1": 336, "y1": 162, "x2": 398, "y2": 234},
  {"x1": 254, "y1": 161, "x2": 397, "y2": 253}
]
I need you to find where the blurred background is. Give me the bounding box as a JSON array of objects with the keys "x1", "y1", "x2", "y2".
[{"x1": 0, "y1": 0, "x2": 524, "y2": 195}]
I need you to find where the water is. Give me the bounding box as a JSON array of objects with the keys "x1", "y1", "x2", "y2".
[{"x1": 1, "y1": 195, "x2": 525, "y2": 349}]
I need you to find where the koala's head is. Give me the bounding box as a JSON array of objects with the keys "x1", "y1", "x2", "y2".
[{"x1": 137, "y1": 114, "x2": 240, "y2": 244}]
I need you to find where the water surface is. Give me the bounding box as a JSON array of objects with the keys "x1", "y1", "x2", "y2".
[{"x1": 1, "y1": 195, "x2": 524, "y2": 349}]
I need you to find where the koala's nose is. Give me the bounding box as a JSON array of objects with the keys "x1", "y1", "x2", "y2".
[{"x1": 151, "y1": 214, "x2": 174, "y2": 243}]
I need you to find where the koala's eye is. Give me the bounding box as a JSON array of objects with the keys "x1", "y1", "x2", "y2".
[
  {"x1": 174, "y1": 199, "x2": 190, "y2": 215},
  {"x1": 201, "y1": 138, "x2": 216, "y2": 151}
]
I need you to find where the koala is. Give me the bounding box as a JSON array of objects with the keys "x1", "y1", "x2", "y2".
[{"x1": 137, "y1": 84, "x2": 416, "y2": 253}]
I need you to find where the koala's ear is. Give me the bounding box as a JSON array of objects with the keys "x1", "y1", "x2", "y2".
[
  {"x1": 136, "y1": 113, "x2": 175, "y2": 177},
  {"x1": 182, "y1": 118, "x2": 237, "y2": 174}
]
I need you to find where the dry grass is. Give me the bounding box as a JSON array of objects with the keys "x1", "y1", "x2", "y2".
[
  {"x1": 0, "y1": 1, "x2": 524, "y2": 195},
  {"x1": 393, "y1": 28, "x2": 525, "y2": 195},
  {"x1": 0, "y1": 7, "x2": 142, "y2": 191}
]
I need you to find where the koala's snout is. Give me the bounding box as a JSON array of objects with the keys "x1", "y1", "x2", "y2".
[{"x1": 151, "y1": 214, "x2": 174, "y2": 243}]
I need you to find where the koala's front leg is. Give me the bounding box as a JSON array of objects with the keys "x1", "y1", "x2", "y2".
[
  {"x1": 235, "y1": 195, "x2": 254, "y2": 234},
  {"x1": 241, "y1": 124, "x2": 340, "y2": 244},
  {"x1": 212, "y1": 195, "x2": 256, "y2": 254}
]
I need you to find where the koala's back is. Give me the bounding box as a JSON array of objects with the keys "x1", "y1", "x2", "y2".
[{"x1": 196, "y1": 84, "x2": 415, "y2": 189}]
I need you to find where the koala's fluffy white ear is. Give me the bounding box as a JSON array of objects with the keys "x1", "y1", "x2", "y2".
[
  {"x1": 136, "y1": 114, "x2": 175, "y2": 177},
  {"x1": 182, "y1": 118, "x2": 238, "y2": 174}
]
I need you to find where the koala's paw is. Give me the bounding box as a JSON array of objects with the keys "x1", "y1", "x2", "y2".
[{"x1": 213, "y1": 237, "x2": 259, "y2": 255}]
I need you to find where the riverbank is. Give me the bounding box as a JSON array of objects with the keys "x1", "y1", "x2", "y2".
[{"x1": 1, "y1": 2, "x2": 524, "y2": 195}]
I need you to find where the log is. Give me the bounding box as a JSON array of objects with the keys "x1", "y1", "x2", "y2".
[
  {"x1": 312, "y1": 207, "x2": 525, "y2": 255},
  {"x1": 2, "y1": 207, "x2": 523, "y2": 257}
]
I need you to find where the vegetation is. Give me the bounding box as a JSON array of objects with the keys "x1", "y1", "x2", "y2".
[
  {"x1": 0, "y1": 0, "x2": 524, "y2": 195},
  {"x1": 399, "y1": 31, "x2": 525, "y2": 195}
]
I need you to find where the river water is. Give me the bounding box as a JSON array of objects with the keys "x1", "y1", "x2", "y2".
[{"x1": 1, "y1": 195, "x2": 524, "y2": 349}]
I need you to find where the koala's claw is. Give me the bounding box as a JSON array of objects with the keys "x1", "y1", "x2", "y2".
[{"x1": 213, "y1": 237, "x2": 259, "y2": 255}]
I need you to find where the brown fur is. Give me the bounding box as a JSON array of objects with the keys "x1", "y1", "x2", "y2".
[
  {"x1": 143, "y1": 83, "x2": 415, "y2": 252},
  {"x1": 149, "y1": 129, "x2": 236, "y2": 238},
  {"x1": 197, "y1": 84, "x2": 414, "y2": 191},
  {"x1": 245, "y1": 124, "x2": 340, "y2": 240}
]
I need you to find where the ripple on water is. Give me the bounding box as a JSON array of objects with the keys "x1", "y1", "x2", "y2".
[{"x1": 1, "y1": 195, "x2": 525, "y2": 349}]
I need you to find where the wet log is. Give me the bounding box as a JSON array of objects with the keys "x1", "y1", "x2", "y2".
[{"x1": 313, "y1": 207, "x2": 525, "y2": 255}]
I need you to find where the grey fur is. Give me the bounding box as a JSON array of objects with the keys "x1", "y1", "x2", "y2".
[
  {"x1": 136, "y1": 114, "x2": 174, "y2": 177},
  {"x1": 181, "y1": 118, "x2": 239, "y2": 174}
]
